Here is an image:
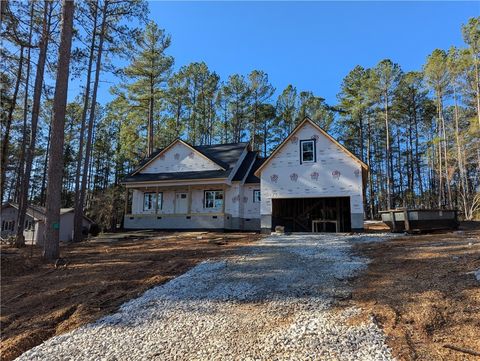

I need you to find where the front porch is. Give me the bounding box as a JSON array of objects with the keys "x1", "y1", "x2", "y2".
[{"x1": 124, "y1": 183, "x2": 238, "y2": 230}]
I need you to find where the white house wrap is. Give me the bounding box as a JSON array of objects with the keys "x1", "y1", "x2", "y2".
[
  {"x1": 122, "y1": 118, "x2": 367, "y2": 232},
  {"x1": 254, "y1": 118, "x2": 367, "y2": 232}
]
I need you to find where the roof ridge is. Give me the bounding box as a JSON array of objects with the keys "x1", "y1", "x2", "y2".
[{"x1": 194, "y1": 142, "x2": 249, "y2": 148}]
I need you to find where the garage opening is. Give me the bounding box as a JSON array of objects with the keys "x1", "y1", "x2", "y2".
[{"x1": 272, "y1": 197, "x2": 351, "y2": 232}]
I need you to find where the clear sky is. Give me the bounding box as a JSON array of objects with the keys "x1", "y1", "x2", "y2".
[{"x1": 93, "y1": 1, "x2": 479, "y2": 105}]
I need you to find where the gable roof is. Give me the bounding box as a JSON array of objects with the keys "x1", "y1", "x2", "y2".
[
  {"x1": 132, "y1": 139, "x2": 228, "y2": 176},
  {"x1": 1, "y1": 202, "x2": 94, "y2": 223},
  {"x1": 245, "y1": 157, "x2": 265, "y2": 184},
  {"x1": 231, "y1": 151, "x2": 257, "y2": 181},
  {"x1": 195, "y1": 142, "x2": 249, "y2": 170},
  {"x1": 254, "y1": 117, "x2": 368, "y2": 176},
  {"x1": 123, "y1": 141, "x2": 249, "y2": 184}
]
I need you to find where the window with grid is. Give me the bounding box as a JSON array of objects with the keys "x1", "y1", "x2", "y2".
[
  {"x1": 204, "y1": 190, "x2": 224, "y2": 209},
  {"x1": 143, "y1": 192, "x2": 163, "y2": 211},
  {"x1": 253, "y1": 190, "x2": 261, "y2": 203},
  {"x1": 300, "y1": 139, "x2": 316, "y2": 163}
]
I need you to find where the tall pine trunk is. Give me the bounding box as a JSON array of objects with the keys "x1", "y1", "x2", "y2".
[
  {"x1": 452, "y1": 87, "x2": 468, "y2": 216},
  {"x1": 367, "y1": 114, "x2": 374, "y2": 219},
  {"x1": 75, "y1": 0, "x2": 107, "y2": 242},
  {"x1": 473, "y1": 55, "x2": 480, "y2": 128},
  {"x1": 435, "y1": 95, "x2": 444, "y2": 208},
  {"x1": 440, "y1": 99, "x2": 452, "y2": 207},
  {"x1": 14, "y1": 1, "x2": 35, "y2": 204},
  {"x1": 384, "y1": 91, "x2": 393, "y2": 210},
  {"x1": 15, "y1": 0, "x2": 52, "y2": 247},
  {"x1": 43, "y1": 0, "x2": 75, "y2": 261},
  {"x1": 147, "y1": 76, "x2": 154, "y2": 155},
  {"x1": 412, "y1": 92, "x2": 424, "y2": 202},
  {"x1": 40, "y1": 121, "x2": 52, "y2": 205},
  {"x1": 0, "y1": 46, "x2": 24, "y2": 203},
  {"x1": 72, "y1": 0, "x2": 99, "y2": 243}
]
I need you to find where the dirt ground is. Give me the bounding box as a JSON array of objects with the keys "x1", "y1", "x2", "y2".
[
  {"x1": 3, "y1": 226, "x2": 480, "y2": 361},
  {"x1": 348, "y1": 222, "x2": 480, "y2": 360},
  {"x1": 0, "y1": 231, "x2": 260, "y2": 361}
]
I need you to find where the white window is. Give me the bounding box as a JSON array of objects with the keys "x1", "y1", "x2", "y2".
[
  {"x1": 143, "y1": 192, "x2": 163, "y2": 211},
  {"x1": 157, "y1": 193, "x2": 163, "y2": 209},
  {"x1": 300, "y1": 140, "x2": 316, "y2": 163},
  {"x1": 2, "y1": 220, "x2": 15, "y2": 231},
  {"x1": 25, "y1": 219, "x2": 34, "y2": 230},
  {"x1": 204, "y1": 190, "x2": 224, "y2": 209},
  {"x1": 253, "y1": 190, "x2": 261, "y2": 203}
]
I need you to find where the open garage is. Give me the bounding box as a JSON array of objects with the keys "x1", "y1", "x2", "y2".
[{"x1": 271, "y1": 197, "x2": 352, "y2": 232}]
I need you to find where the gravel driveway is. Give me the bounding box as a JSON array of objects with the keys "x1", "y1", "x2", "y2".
[{"x1": 18, "y1": 233, "x2": 394, "y2": 361}]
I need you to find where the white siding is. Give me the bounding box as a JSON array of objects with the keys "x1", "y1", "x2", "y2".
[
  {"x1": 1, "y1": 206, "x2": 92, "y2": 244},
  {"x1": 1, "y1": 206, "x2": 39, "y2": 242},
  {"x1": 58, "y1": 212, "x2": 92, "y2": 242},
  {"x1": 140, "y1": 142, "x2": 222, "y2": 174},
  {"x1": 260, "y1": 122, "x2": 364, "y2": 229}
]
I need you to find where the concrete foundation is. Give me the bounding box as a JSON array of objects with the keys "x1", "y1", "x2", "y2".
[{"x1": 124, "y1": 214, "x2": 260, "y2": 232}]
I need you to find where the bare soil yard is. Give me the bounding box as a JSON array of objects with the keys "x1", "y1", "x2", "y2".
[
  {"x1": 0, "y1": 231, "x2": 259, "y2": 361},
  {"x1": 349, "y1": 223, "x2": 480, "y2": 360},
  {"x1": 3, "y1": 226, "x2": 480, "y2": 361}
]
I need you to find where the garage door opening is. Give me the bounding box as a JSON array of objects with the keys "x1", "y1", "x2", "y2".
[{"x1": 272, "y1": 197, "x2": 351, "y2": 233}]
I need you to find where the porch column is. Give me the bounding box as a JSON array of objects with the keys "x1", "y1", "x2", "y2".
[
  {"x1": 124, "y1": 188, "x2": 129, "y2": 215},
  {"x1": 155, "y1": 186, "x2": 159, "y2": 214},
  {"x1": 187, "y1": 185, "x2": 192, "y2": 214},
  {"x1": 222, "y1": 185, "x2": 226, "y2": 214}
]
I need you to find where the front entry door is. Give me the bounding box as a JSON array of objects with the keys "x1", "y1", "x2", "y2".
[{"x1": 175, "y1": 192, "x2": 188, "y2": 214}]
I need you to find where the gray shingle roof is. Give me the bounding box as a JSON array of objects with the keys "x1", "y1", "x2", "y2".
[
  {"x1": 194, "y1": 142, "x2": 248, "y2": 169},
  {"x1": 245, "y1": 157, "x2": 265, "y2": 184},
  {"x1": 231, "y1": 151, "x2": 257, "y2": 181},
  {"x1": 1, "y1": 202, "x2": 94, "y2": 223},
  {"x1": 123, "y1": 141, "x2": 249, "y2": 183},
  {"x1": 122, "y1": 170, "x2": 230, "y2": 183}
]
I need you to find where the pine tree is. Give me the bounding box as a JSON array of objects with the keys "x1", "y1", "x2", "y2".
[
  {"x1": 123, "y1": 21, "x2": 173, "y2": 155},
  {"x1": 275, "y1": 85, "x2": 298, "y2": 142},
  {"x1": 372, "y1": 59, "x2": 402, "y2": 210},
  {"x1": 424, "y1": 49, "x2": 452, "y2": 207},
  {"x1": 247, "y1": 70, "x2": 274, "y2": 151},
  {"x1": 15, "y1": 0, "x2": 53, "y2": 247},
  {"x1": 462, "y1": 17, "x2": 480, "y2": 127},
  {"x1": 43, "y1": 0, "x2": 75, "y2": 261}
]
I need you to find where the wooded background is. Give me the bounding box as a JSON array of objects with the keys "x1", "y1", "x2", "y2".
[{"x1": 1, "y1": 1, "x2": 479, "y2": 251}]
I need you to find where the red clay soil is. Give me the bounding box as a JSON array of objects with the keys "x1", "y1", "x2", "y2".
[
  {"x1": 0, "y1": 232, "x2": 259, "y2": 361},
  {"x1": 349, "y1": 223, "x2": 480, "y2": 360}
]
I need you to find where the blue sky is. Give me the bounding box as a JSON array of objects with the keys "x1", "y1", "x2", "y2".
[{"x1": 94, "y1": 1, "x2": 479, "y2": 105}]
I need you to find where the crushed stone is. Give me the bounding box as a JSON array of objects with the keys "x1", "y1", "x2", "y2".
[{"x1": 17, "y1": 233, "x2": 396, "y2": 361}]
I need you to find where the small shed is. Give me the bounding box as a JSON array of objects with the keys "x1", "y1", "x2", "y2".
[{"x1": 0, "y1": 203, "x2": 94, "y2": 244}]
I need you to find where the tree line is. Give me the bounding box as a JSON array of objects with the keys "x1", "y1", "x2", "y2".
[{"x1": 1, "y1": 1, "x2": 479, "y2": 259}]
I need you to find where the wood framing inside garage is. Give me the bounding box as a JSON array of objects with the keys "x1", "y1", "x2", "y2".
[{"x1": 272, "y1": 197, "x2": 351, "y2": 232}]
